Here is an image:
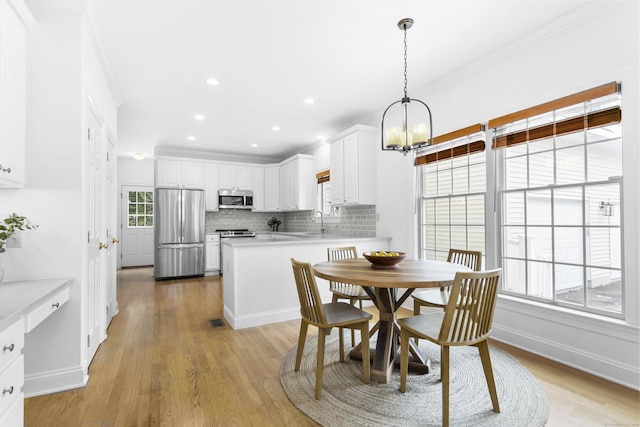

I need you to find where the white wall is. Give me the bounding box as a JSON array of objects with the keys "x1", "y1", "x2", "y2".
[
  {"x1": 2, "y1": 0, "x2": 119, "y2": 396},
  {"x1": 376, "y1": 1, "x2": 639, "y2": 388}
]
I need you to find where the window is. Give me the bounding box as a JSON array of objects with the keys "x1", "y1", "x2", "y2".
[
  {"x1": 417, "y1": 125, "x2": 486, "y2": 261},
  {"x1": 492, "y1": 82, "x2": 623, "y2": 318},
  {"x1": 128, "y1": 190, "x2": 154, "y2": 227},
  {"x1": 316, "y1": 169, "x2": 339, "y2": 217}
]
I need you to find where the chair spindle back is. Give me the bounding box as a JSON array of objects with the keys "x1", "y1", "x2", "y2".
[
  {"x1": 291, "y1": 258, "x2": 326, "y2": 324},
  {"x1": 439, "y1": 269, "x2": 501, "y2": 345},
  {"x1": 447, "y1": 249, "x2": 483, "y2": 272}
]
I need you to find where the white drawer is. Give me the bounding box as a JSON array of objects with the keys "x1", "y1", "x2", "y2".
[
  {"x1": 206, "y1": 234, "x2": 220, "y2": 242},
  {"x1": 0, "y1": 388, "x2": 23, "y2": 427},
  {"x1": 0, "y1": 321, "x2": 23, "y2": 373},
  {"x1": 25, "y1": 286, "x2": 69, "y2": 333},
  {"x1": 0, "y1": 356, "x2": 23, "y2": 416}
]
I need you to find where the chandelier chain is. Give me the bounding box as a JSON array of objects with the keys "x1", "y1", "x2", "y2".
[{"x1": 403, "y1": 26, "x2": 408, "y2": 98}]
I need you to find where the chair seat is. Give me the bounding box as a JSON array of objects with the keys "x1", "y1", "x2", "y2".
[
  {"x1": 321, "y1": 302, "x2": 372, "y2": 327},
  {"x1": 398, "y1": 312, "x2": 444, "y2": 343},
  {"x1": 413, "y1": 288, "x2": 450, "y2": 307},
  {"x1": 330, "y1": 285, "x2": 369, "y2": 299}
]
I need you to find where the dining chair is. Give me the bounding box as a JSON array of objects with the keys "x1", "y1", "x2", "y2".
[
  {"x1": 399, "y1": 269, "x2": 502, "y2": 427},
  {"x1": 413, "y1": 249, "x2": 483, "y2": 315},
  {"x1": 327, "y1": 246, "x2": 371, "y2": 345},
  {"x1": 291, "y1": 258, "x2": 371, "y2": 400}
]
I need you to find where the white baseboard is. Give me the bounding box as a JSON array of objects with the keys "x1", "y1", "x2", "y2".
[
  {"x1": 23, "y1": 364, "x2": 88, "y2": 398},
  {"x1": 492, "y1": 324, "x2": 639, "y2": 391},
  {"x1": 224, "y1": 305, "x2": 300, "y2": 330}
]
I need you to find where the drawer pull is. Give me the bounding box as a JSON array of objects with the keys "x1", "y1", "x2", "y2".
[
  {"x1": 52, "y1": 302, "x2": 60, "y2": 309},
  {"x1": 2, "y1": 344, "x2": 14, "y2": 352},
  {"x1": 2, "y1": 386, "x2": 13, "y2": 395}
]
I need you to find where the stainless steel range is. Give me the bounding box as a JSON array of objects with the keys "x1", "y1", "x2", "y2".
[{"x1": 216, "y1": 229, "x2": 256, "y2": 274}]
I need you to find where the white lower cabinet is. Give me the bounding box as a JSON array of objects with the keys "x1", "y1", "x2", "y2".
[
  {"x1": 0, "y1": 318, "x2": 24, "y2": 426},
  {"x1": 205, "y1": 234, "x2": 220, "y2": 272}
]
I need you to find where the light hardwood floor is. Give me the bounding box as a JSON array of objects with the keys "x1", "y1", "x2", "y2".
[{"x1": 25, "y1": 268, "x2": 639, "y2": 426}]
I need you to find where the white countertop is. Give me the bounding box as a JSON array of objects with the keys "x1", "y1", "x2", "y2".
[
  {"x1": 0, "y1": 278, "x2": 72, "y2": 331},
  {"x1": 221, "y1": 233, "x2": 391, "y2": 247}
]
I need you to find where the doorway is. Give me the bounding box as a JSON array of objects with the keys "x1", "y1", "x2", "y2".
[{"x1": 121, "y1": 185, "x2": 155, "y2": 267}]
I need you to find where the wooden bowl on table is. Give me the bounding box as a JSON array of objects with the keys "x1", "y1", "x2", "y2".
[{"x1": 362, "y1": 251, "x2": 406, "y2": 269}]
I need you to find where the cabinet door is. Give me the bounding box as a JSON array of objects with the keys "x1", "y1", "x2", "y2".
[
  {"x1": 279, "y1": 162, "x2": 291, "y2": 210},
  {"x1": 330, "y1": 139, "x2": 345, "y2": 204},
  {"x1": 182, "y1": 161, "x2": 205, "y2": 189},
  {"x1": 205, "y1": 242, "x2": 220, "y2": 270},
  {"x1": 0, "y1": 0, "x2": 28, "y2": 188},
  {"x1": 264, "y1": 166, "x2": 280, "y2": 211},
  {"x1": 236, "y1": 166, "x2": 252, "y2": 190},
  {"x1": 251, "y1": 167, "x2": 265, "y2": 210},
  {"x1": 204, "y1": 163, "x2": 220, "y2": 210},
  {"x1": 156, "y1": 160, "x2": 182, "y2": 188},
  {"x1": 343, "y1": 133, "x2": 360, "y2": 203},
  {"x1": 219, "y1": 164, "x2": 236, "y2": 188}
]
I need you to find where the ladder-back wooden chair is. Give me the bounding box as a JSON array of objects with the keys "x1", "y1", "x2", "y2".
[
  {"x1": 399, "y1": 269, "x2": 502, "y2": 427},
  {"x1": 291, "y1": 258, "x2": 371, "y2": 400},
  {"x1": 413, "y1": 249, "x2": 483, "y2": 314},
  {"x1": 327, "y1": 246, "x2": 372, "y2": 345}
]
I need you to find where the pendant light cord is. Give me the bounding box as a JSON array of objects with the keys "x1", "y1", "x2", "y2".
[{"x1": 403, "y1": 24, "x2": 408, "y2": 99}]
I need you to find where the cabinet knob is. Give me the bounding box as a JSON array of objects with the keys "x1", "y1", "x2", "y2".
[
  {"x1": 2, "y1": 386, "x2": 13, "y2": 395},
  {"x1": 2, "y1": 344, "x2": 14, "y2": 352},
  {"x1": 52, "y1": 302, "x2": 60, "y2": 309},
  {"x1": 112, "y1": 238, "x2": 120, "y2": 244},
  {"x1": 98, "y1": 242, "x2": 108, "y2": 250},
  {"x1": 0, "y1": 164, "x2": 10, "y2": 173}
]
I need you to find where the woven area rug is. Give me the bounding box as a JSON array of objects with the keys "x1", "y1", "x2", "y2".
[{"x1": 280, "y1": 332, "x2": 548, "y2": 427}]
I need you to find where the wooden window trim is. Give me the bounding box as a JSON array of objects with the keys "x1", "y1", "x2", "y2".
[
  {"x1": 488, "y1": 81, "x2": 620, "y2": 129},
  {"x1": 316, "y1": 169, "x2": 330, "y2": 183},
  {"x1": 415, "y1": 123, "x2": 485, "y2": 166},
  {"x1": 415, "y1": 140, "x2": 485, "y2": 166},
  {"x1": 492, "y1": 106, "x2": 621, "y2": 150}
]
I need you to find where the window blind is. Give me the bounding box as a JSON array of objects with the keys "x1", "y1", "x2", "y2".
[{"x1": 414, "y1": 123, "x2": 485, "y2": 166}]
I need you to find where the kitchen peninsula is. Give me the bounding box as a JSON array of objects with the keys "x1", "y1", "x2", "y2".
[{"x1": 221, "y1": 234, "x2": 391, "y2": 329}]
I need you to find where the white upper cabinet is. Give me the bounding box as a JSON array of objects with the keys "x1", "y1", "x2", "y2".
[
  {"x1": 251, "y1": 166, "x2": 265, "y2": 211},
  {"x1": 156, "y1": 159, "x2": 205, "y2": 189},
  {"x1": 263, "y1": 166, "x2": 280, "y2": 211},
  {"x1": 219, "y1": 164, "x2": 252, "y2": 190},
  {"x1": 329, "y1": 125, "x2": 377, "y2": 205},
  {"x1": 279, "y1": 154, "x2": 314, "y2": 211},
  {"x1": 0, "y1": 0, "x2": 33, "y2": 188},
  {"x1": 204, "y1": 163, "x2": 220, "y2": 211}
]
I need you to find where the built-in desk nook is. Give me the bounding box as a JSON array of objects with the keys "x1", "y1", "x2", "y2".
[{"x1": 0, "y1": 278, "x2": 71, "y2": 426}]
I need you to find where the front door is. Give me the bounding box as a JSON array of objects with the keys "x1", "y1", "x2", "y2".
[{"x1": 121, "y1": 186, "x2": 155, "y2": 267}]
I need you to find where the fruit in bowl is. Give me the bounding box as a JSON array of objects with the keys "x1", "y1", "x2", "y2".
[{"x1": 362, "y1": 251, "x2": 406, "y2": 269}]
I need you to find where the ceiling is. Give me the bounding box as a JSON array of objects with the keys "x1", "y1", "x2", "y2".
[{"x1": 86, "y1": 0, "x2": 593, "y2": 162}]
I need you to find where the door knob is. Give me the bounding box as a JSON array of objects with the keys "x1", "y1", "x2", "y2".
[{"x1": 99, "y1": 242, "x2": 108, "y2": 250}]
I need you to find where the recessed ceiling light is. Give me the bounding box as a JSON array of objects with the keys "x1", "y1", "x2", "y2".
[
  {"x1": 251, "y1": 144, "x2": 258, "y2": 148},
  {"x1": 187, "y1": 136, "x2": 196, "y2": 141},
  {"x1": 272, "y1": 126, "x2": 280, "y2": 131},
  {"x1": 194, "y1": 114, "x2": 205, "y2": 121},
  {"x1": 206, "y1": 78, "x2": 219, "y2": 86},
  {"x1": 304, "y1": 97, "x2": 315, "y2": 105},
  {"x1": 133, "y1": 152, "x2": 145, "y2": 160}
]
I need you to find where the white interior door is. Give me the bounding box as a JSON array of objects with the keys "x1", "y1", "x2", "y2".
[
  {"x1": 86, "y1": 104, "x2": 106, "y2": 365},
  {"x1": 121, "y1": 185, "x2": 155, "y2": 267},
  {"x1": 106, "y1": 135, "x2": 118, "y2": 324}
]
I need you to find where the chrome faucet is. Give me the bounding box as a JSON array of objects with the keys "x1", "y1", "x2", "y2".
[{"x1": 316, "y1": 211, "x2": 326, "y2": 237}]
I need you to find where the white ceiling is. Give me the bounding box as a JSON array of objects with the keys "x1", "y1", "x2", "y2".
[{"x1": 86, "y1": 0, "x2": 592, "y2": 162}]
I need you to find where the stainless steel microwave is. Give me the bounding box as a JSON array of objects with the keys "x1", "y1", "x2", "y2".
[{"x1": 218, "y1": 189, "x2": 253, "y2": 210}]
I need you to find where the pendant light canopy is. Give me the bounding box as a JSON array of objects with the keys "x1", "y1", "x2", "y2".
[{"x1": 381, "y1": 18, "x2": 433, "y2": 155}]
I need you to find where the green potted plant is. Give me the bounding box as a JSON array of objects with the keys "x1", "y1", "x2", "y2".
[{"x1": 0, "y1": 213, "x2": 38, "y2": 282}]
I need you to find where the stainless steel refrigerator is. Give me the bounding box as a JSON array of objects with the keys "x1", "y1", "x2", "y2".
[{"x1": 154, "y1": 188, "x2": 205, "y2": 280}]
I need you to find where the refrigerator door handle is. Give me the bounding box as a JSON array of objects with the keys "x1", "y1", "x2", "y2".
[{"x1": 157, "y1": 243, "x2": 203, "y2": 250}]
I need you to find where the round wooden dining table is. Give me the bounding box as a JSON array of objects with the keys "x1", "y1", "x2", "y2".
[{"x1": 312, "y1": 257, "x2": 469, "y2": 383}]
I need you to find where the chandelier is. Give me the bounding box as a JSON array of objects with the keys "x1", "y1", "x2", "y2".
[{"x1": 381, "y1": 18, "x2": 433, "y2": 155}]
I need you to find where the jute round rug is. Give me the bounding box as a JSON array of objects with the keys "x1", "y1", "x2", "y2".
[{"x1": 280, "y1": 332, "x2": 548, "y2": 426}]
